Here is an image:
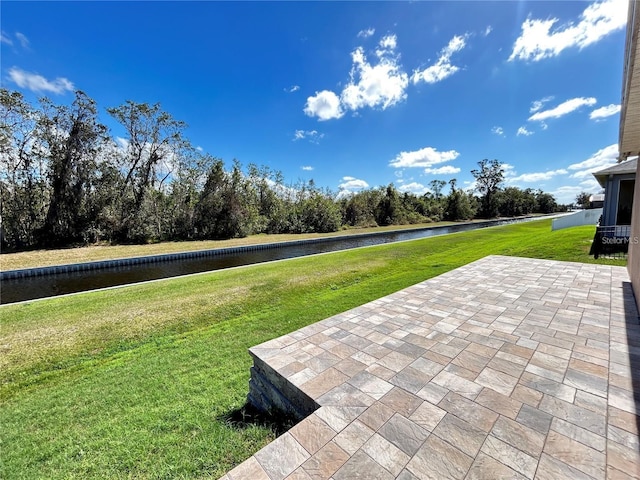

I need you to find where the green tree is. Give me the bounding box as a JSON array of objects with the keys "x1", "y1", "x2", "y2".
[
  {"x1": 107, "y1": 101, "x2": 190, "y2": 242},
  {"x1": 37, "y1": 91, "x2": 108, "y2": 246},
  {"x1": 575, "y1": 191, "x2": 591, "y2": 209},
  {"x1": 471, "y1": 159, "x2": 504, "y2": 218}
]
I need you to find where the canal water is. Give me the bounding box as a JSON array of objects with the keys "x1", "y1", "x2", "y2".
[{"x1": 1, "y1": 217, "x2": 543, "y2": 304}]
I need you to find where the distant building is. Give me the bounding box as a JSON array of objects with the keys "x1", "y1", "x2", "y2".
[
  {"x1": 591, "y1": 157, "x2": 637, "y2": 226},
  {"x1": 588, "y1": 193, "x2": 605, "y2": 210}
]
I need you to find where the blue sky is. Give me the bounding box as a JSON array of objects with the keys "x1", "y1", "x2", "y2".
[{"x1": 1, "y1": 0, "x2": 629, "y2": 204}]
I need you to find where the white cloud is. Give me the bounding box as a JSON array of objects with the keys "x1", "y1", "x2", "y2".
[
  {"x1": 528, "y1": 97, "x2": 597, "y2": 121},
  {"x1": 509, "y1": 0, "x2": 628, "y2": 62},
  {"x1": 358, "y1": 28, "x2": 375, "y2": 38},
  {"x1": 567, "y1": 143, "x2": 618, "y2": 178},
  {"x1": 305, "y1": 34, "x2": 409, "y2": 120},
  {"x1": 304, "y1": 90, "x2": 344, "y2": 121},
  {"x1": 484, "y1": 26, "x2": 493, "y2": 36},
  {"x1": 341, "y1": 35, "x2": 409, "y2": 111},
  {"x1": 15, "y1": 32, "x2": 29, "y2": 49},
  {"x1": 424, "y1": 165, "x2": 461, "y2": 175},
  {"x1": 8, "y1": 67, "x2": 74, "y2": 94},
  {"x1": 509, "y1": 168, "x2": 568, "y2": 183},
  {"x1": 530, "y1": 96, "x2": 554, "y2": 113},
  {"x1": 517, "y1": 126, "x2": 534, "y2": 136},
  {"x1": 389, "y1": 146, "x2": 460, "y2": 168},
  {"x1": 293, "y1": 129, "x2": 324, "y2": 143},
  {"x1": 502, "y1": 163, "x2": 517, "y2": 176},
  {"x1": 301, "y1": 165, "x2": 314, "y2": 171},
  {"x1": 285, "y1": 85, "x2": 300, "y2": 93},
  {"x1": 399, "y1": 182, "x2": 429, "y2": 194},
  {"x1": 492, "y1": 126, "x2": 505, "y2": 136},
  {"x1": 411, "y1": 34, "x2": 468, "y2": 84},
  {"x1": 589, "y1": 103, "x2": 621, "y2": 120},
  {"x1": 196, "y1": 146, "x2": 204, "y2": 152},
  {"x1": 1, "y1": 31, "x2": 12, "y2": 45},
  {"x1": 337, "y1": 176, "x2": 369, "y2": 197}
]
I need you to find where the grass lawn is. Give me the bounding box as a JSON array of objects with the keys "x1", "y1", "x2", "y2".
[{"x1": 0, "y1": 220, "x2": 626, "y2": 479}]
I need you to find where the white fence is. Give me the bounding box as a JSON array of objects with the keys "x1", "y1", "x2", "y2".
[{"x1": 551, "y1": 208, "x2": 602, "y2": 231}]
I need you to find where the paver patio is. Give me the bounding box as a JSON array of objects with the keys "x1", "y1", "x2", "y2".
[{"x1": 221, "y1": 255, "x2": 640, "y2": 480}]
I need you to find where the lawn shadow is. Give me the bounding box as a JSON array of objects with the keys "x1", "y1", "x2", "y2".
[{"x1": 218, "y1": 402, "x2": 299, "y2": 437}]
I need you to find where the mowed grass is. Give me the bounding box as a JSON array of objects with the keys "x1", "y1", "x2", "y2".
[{"x1": 0, "y1": 220, "x2": 626, "y2": 479}]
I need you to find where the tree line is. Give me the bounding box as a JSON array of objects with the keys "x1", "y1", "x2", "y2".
[{"x1": 0, "y1": 89, "x2": 563, "y2": 252}]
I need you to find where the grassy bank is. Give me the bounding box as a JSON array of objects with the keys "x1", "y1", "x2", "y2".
[
  {"x1": 0, "y1": 220, "x2": 625, "y2": 479},
  {"x1": 1, "y1": 221, "x2": 466, "y2": 271}
]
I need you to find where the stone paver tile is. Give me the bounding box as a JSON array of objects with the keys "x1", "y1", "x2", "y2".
[
  {"x1": 475, "y1": 388, "x2": 523, "y2": 419},
  {"x1": 290, "y1": 413, "x2": 337, "y2": 456},
  {"x1": 416, "y1": 381, "x2": 449, "y2": 404},
  {"x1": 254, "y1": 432, "x2": 311, "y2": 480},
  {"x1": 511, "y1": 384, "x2": 544, "y2": 407},
  {"x1": 378, "y1": 413, "x2": 430, "y2": 456},
  {"x1": 358, "y1": 401, "x2": 396, "y2": 431},
  {"x1": 481, "y1": 435, "x2": 538, "y2": 479},
  {"x1": 465, "y1": 452, "x2": 527, "y2": 480},
  {"x1": 379, "y1": 387, "x2": 423, "y2": 417},
  {"x1": 396, "y1": 469, "x2": 419, "y2": 480},
  {"x1": 608, "y1": 406, "x2": 639, "y2": 436},
  {"x1": 390, "y1": 366, "x2": 432, "y2": 393},
  {"x1": 332, "y1": 450, "x2": 394, "y2": 480},
  {"x1": 488, "y1": 355, "x2": 527, "y2": 378},
  {"x1": 491, "y1": 415, "x2": 545, "y2": 458},
  {"x1": 364, "y1": 342, "x2": 393, "y2": 360},
  {"x1": 564, "y1": 368, "x2": 608, "y2": 398},
  {"x1": 438, "y1": 392, "x2": 498, "y2": 432},
  {"x1": 551, "y1": 417, "x2": 606, "y2": 452},
  {"x1": 432, "y1": 370, "x2": 483, "y2": 399},
  {"x1": 406, "y1": 434, "x2": 473, "y2": 480},
  {"x1": 519, "y1": 372, "x2": 576, "y2": 403},
  {"x1": 333, "y1": 420, "x2": 375, "y2": 455},
  {"x1": 314, "y1": 406, "x2": 366, "y2": 433},
  {"x1": 569, "y1": 357, "x2": 608, "y2": 379},
  {"x1": 362, "y1": 433, "x2": 411, "y2": 477},
  {"x1": 348, "y1": 371, "x2": 394, "y2": 400},
  {"x1": 543, "y1": 430, "x2": 605, "y2": 479},
  {"x1": 227, "y1": 456, "x2": 271, "y2": 480},
  {"x1": 316, "y1": 381, "x2": 376, "y2": 408},
  {"x1": 423, "y1": 349, "x2": 456, "y2": 366},
  {"x1": 432, "y1": 413, "x2": 486, "y2": 457},
  {"x1": 410, "y1": 356, "x2": 446, "y2": 376},
  {"x1": 464, "y1": 342, "x2": 498, "y2": 359},
  {"x1": 606, "y1": 465, "x2": 638, "y2": 480},
  {"x1": 608, "y1": 385, "x2": 637, "y2": 414},
  {"x1": 536, "y1": 343, "x2": 572, "y2": 360},
  {"x1": 534, "y1": 453, "x2": 594, "y2": 480},
  {"x1": 377, "y1": 351, "x2": 415, "y2": 372},
  {"x1": 475, "y1": 367, "x2": 519, "y2": 396},
  {"x1": 607, "y1": 439, "x2": 640, "y2": 478},
  {"x1": 300, "y1": 440, "x2": 350, "y2": 479},
  {"x1": 366, "y1": 363, "x2": 396, "y2": 381},
  {"x1": 530, "y1": 351, "x2": 569, "y2": 375},
  {"x1": 334, "y1": 357, "x2": 367, "y2": 377},
  {"x1": 300, "y1": 368, "x2": 348, "y2": 399},
  {"x1": 285, "y1": 467, "x2": 313, "y2": 479},
  {"x1": 443, "y1": 363, "x2": 478, "y2": 382},
  {"x1": 574, "y1": 389, "x2": 608, "y2": 416},
  {"x1": 451, "y1": 350, "x2": 490, "y2": 374},
  {"x1": 500, "y1": 343, "x2": 534, "y2": 360},
  {"x1": 409, "y1": 400, "x2": 447, "y2": 432},
  {"x1": 539, "y1": 395, "x2": 606, "y2": 436}
]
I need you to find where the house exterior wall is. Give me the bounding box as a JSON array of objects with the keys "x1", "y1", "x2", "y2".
[{"x1": 629, "y1": 161, "x2": 640, "y2": 307}]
